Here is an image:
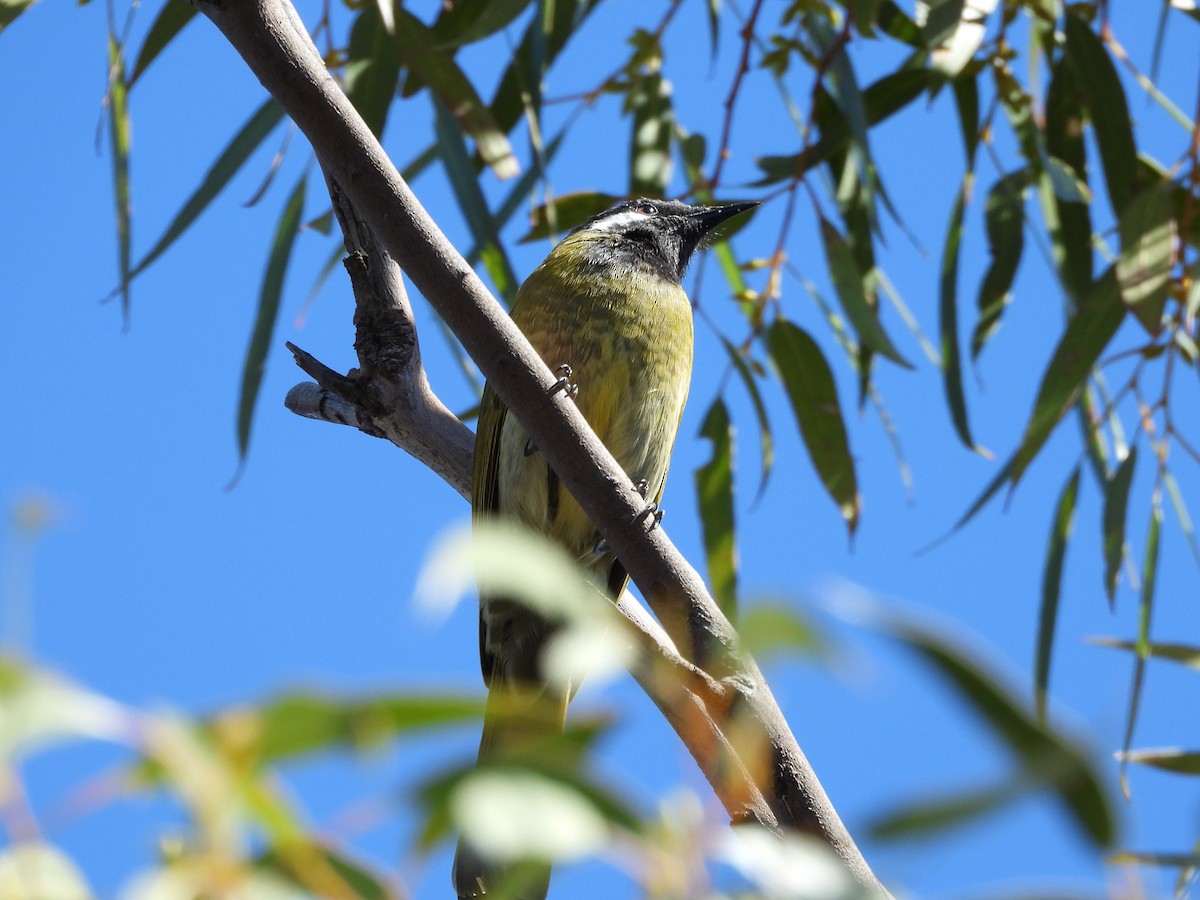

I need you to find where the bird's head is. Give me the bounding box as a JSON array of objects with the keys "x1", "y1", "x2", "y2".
[{"x1": 562, "y1": 198, "x2": 759, "y2": 283}]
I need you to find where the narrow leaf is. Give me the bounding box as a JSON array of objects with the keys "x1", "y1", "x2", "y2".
[
  {"x1": 752, "y1": 68, "x2": 927, "y2": 186},
  {"x1": 257, "y1": 842, "x2": 396, "y2": 900},
  {"x1": 128, "y1": 99, "x2": 286, "y2": 286},
  {"x1": 951, "y1": 73, "x2": 979, "y2": 163},
  {"x1": 433, "y1": 0, "x2": 535, "y2": 47},
  {"x1": 1118, "y1": 748, "x2": 1200, "y2": 777},
  {"x1": 1044, "y1": 56, "x2": 1094, "y2": 308},
  {"x1": 392, "y1": 7, "x2": 517, "y2": 178},
  {"x1": 1064, "y1": 12, "x2": 1138, "y2": 216},
  {"x1": 490, "y1": 0, "x2": 598, "y2": 134},
  {"x1": 940, "y1": 180, "x2": 979, "y2": 451},
  {"x1": 346, "y1": 4, "x2": 403, "y2": 137},
  {"x1": 1109, "y1": 852, "x2": 1200, "y2": 868},
  {"x1": 626, "y1": 71, "x2": 675, "y2": 197},
  {"x1": 694, "y1": 398, "x2": 738, "y2": 619},
  {"x1": 804, "y1": 12, "x2": 871, "y2": 185},
  {"x1": 234, "y1": 176, "x2": 306, "y2": 470},
  {"x1": 972, "y1": 170, "x2": 1027, "y2": 358},
  {"x1": 0, "y1": 0, "x2": 38, "y2": 34},
  {"x1": 1036, "y1": 466, "x2": 1080, "y2": 722},
  {"x1": 930, "y1": 0, "x2": 997, "y2": 78},
  {"x1": 819, "y1": 219, "x2": 912, "y2": 368},
  {"x1": 872, "y1": 612, "x2": 1115, "y2": 847},
  {"x1": 129, "y1": 0, "x2": 197, "y2": 87},
  {"x1": 736, "y1": 602, "x2": 824, "y2": 660},
  {"x1": 767, "y1": 320, "x2": 860, "y2": 532},
  {"x1": 107, "y1": 35, "x2": 132, "y2": 324},
  {"x1": 1116, "y1": 183, "x2": 1176, "y2": 334},
  {"x1": 227, "y1": 691, "x2": 483, "y2": 764},
  {"x1": 1102, "y1": 446, "x2": 1138, "y2": 604},
  {"x1": 871, "y1": 779, "x2": 1024, "y2": 840},
  {"x1": 1088, "y1": 637, "x2": 1200, "y2": 670},
  {"x1": 1163, "y1": 468, "x2": 1200, "y2": 570},
  {"x1": 720, "y1": 337, "x2": 774, "y2": 500},
  {"x1": 435, "y1": 103, "x2": 518, "y2": 303},
  {"x1": 520, "y1": 191, "x2": 620, "y2": 243},
  {"x1": 1011, "y1": 270, "x2": 1126, "y2": 485},
  {"x1": 1120, "y1": 500, "x2": 1162, "y2": 794}
]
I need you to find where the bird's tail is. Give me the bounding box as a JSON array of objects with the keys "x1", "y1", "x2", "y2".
[{"x1": 452, "y1": 675, "x2": 569, "y2": 900}]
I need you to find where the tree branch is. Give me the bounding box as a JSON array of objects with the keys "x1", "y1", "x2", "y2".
[{"x1": 193, "y1": 0, "x2": 885, "y2": 891}]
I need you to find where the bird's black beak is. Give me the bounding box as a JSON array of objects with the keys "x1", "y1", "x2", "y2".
[{"x1": 690, "y1": 200, "x2": 760, "y2": 235}]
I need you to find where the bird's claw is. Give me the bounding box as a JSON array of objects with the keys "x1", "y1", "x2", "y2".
[
  {"x1": 550, "y1": 364, "x2": 578, "y2": 400},
  {"x1": 632, "y1": 481, "x2": 663, "y2": 529}
]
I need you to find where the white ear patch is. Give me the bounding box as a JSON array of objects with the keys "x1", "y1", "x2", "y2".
[{"x1": 587, "y1": 209, "x2": 653, "y2": 233}]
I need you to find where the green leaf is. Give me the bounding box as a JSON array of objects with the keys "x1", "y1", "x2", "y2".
[
  {"x1": 870, "y1": 613, "x2": 1115, "y2": 848},
  {"x1": 870, "y1": 779, "x2": 1026, "y2": 841},
  {"x1": 231, "y1": 691, "x2": 483, "y2": 764},
  {"x1": 431, "y1": 0, "x2": 535, "y2": 47},
  {"x1": 804, "y1": 12, "x2": 870, "y2": 185},
  {"x1": 972, "y1": 170, "x2": 1027, "y2": 358},
  {"x1": 1109, "y1": 851, "x2": 1200, "y2": 868},
  {"x1": 257, "y1": 842, "x2": 397, "y2": 900},
  {"x1": 694, "y1": 398, "x2": 738, "y2": 619},
  {"x1": 490, "y1": 0, "x2": 599, "y2": 135},
  {"x1": 720, "y1": 337, "x2": 774, "y2": 500},
  {"x1": 234, "y1": 176, "x2": 306, "y2": 470},
  {"x1": 819, "y1": 219, "x2": 912, "y2": 368},
  {"x1": 392, "y1": 7, "x2": 517, "y2": 179},
  {"x1": 1163, "y1": 468, "x2": 1200, "y2": 571},
  {"x1": 1044, "y1": 155, "x2": 1092, "y2": 204},
  {"x1": 753, "y1": 68, "x2": 927, "y2": 186},
  {"x1": 1118, "y1": 748, "x2": 1200, "y2": 775},
  {"x1": 435, "y1": 103, "x2": 519, "y2": 304},
  {"x1": 1011, "y1": 269, "x2": 1127, "y2": 486},
  {"x1": 1036, "y1": 466, "x2": 1080, "y2": 723},
  {"x1": 1102, "y1": 446, "x2": 1138, "y2": 604},
  {"x1": 520, "y1": 191, "x2": 620, "y2": 243},
  {"x1": 916, "y1": 0, "x2": 965, "y2": 46},
  {"x1": 107, "y1": 35, "x2": 132, "y2": 325},
  {"x1": 767, "y1": 320, "x2": 860, "y2": 532},
  {"x1": 1088, "y1": 636, "x2": 1200, "y2": 670},
  {"x1": 626, "y1": 71, "x2": 675, "y2": 197},
  {"x1": 346, "y1": 4, "x2": 403, "y2": 137},
  {"x1": 876, "y1": 0, "x2": 923, "y2": 45},
  {"x1": 1120, "y1": 499, "x2": 1162, "y2": 794},
  {"x1": 951, "y1": 73, "x2": 979, "y2": 163},
  {"x1": 127, "y1": 99, "x2": 286, "y2": 287},
  {"x1": 939, "y1": 180, "x2": 979, "y2": 452},
  {"x1": 1064, "y1": 11, "x2": 1138, "y2": 216},
  {"x1": 928, "y1": 0, "x2": 995, "y2": 78},
  {"x1": 0, "y1": 0, "x2": 38, "y2": 34},
  {"x1": 1116, "y1": 183, "x2": 1176, "y2": 334},
  {"x1": 1044, "y1": 55, "x2": 1094, "y2": 308},
  {"x1": 129, "y1": 1, "x2": 197, "y2": 87},
  {"x1": 736, "y1": 601, "x2": 824, "y2": 660}
]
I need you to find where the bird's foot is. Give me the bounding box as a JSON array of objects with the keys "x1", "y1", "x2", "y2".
[
  {"x1": 550, "y1": 364, "x2": 578, "y2": 400},
  {"x1": 633, "y1": 481, "x2": 665, "y2": 529}
]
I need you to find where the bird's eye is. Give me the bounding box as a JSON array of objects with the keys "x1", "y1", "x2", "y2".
[{"x1": 636, "y1": 202, "x2": 658, "y2": 216}]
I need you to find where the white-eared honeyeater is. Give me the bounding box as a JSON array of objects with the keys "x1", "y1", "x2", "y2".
[{"x1": 454, "y1": 197, "x2": 757, "y2": 899}]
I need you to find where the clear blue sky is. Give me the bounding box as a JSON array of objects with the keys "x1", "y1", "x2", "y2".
[{"x1": 2, "y1": 1, "x2": 1198, "y2": 897}]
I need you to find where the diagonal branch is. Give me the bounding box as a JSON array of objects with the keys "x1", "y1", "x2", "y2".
[{"x1": 193, "y1": 0, "x2": 886, "y2": 891}]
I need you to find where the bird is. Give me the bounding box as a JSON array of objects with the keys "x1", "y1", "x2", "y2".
[{"x1": 453, "y1": 197, "x2": 758, "y2": 899}]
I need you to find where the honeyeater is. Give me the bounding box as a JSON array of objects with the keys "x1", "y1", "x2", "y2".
[{"x1": 453, "y1": 197, "x2": 757, "y2": 899}]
